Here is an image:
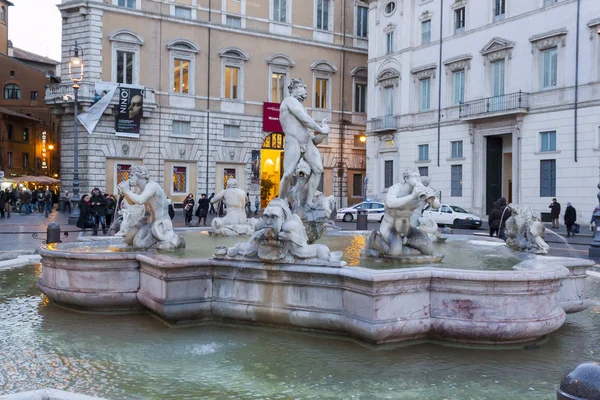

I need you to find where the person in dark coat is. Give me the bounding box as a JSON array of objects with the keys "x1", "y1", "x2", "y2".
[
  {"x1": 89, "y1": 188, "x2": 108, "y2": 235},
  {"x1": 76, "y1": 194, "x2": 97, "y2": 234},
  {"x1": 195, "y1": 193, "x2": 210, "y2": 226},
  {"x1": 43, "y1": 189, "x2": 52, "y2": 217},
  {"x1": 564, "y1": 202, "x2": 577, "y2": 237},
  {"x1": 488, "y1": 197, "x2": 510, "y2": 238},
  {"x1": 549, "y1": 198, "x2": 561, "y2": 229},
  {"x1": 183, "y1": 193, "x2": 195, "y2": 225},
  {"x1": 105, "y1": 194, "x2": 116, "y2": 229},
  {"x1": 208, "y1": 193, "x2": 216, "y2": 214},
  {"x1": 168, "y1": 199, "x2": 175, "y2": 220},
  {"x1": 0, "y1": 190, "x2": 5, "y2": 218}
]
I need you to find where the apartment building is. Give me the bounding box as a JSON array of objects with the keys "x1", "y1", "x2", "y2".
[
  {"x1": 49, "y1": 0, "x2": 369, "y2": 207},
  {"x1": 366, "y1": 0, "x2": 600, "y2": 222}
]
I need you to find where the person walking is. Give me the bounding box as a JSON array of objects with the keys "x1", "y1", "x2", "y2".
[
  {"x1": 208, "y1": 192, "x2": 216, "y2": 214},
  {"x1": 254, "y1": 196, "x2": 260, "y2": 215},
  {"x1": 183, "y1": 193, "x2": 195, "y2": 225},
  {"x1": 76, "y1": 194, "x2": 97, "y2": 234},
  {"x1": 43, "y1": 189, "x2": 53, "y2": 218},
  {"x1": 105, "y1": 194, "x2": 116, "y2": 229},
  {"x1": 195, "y1": 193, "x2": 210, "y2": 226},
  {"x1": 564, "y1": 202, "x2": 577, "y2": 237},
  {"x1": 167, "y1": 198, "x2": 175, "y2": 220},
  {"x1": 36, "y1": 189, "x2": 44, "y2": 213},
  {"x1": 488, "y1": 197, "x2": 509, "y2": 238},
  {"x1": 549, "y1": 198, "x2": 561, "y2": 229},
  {"x1": 0, "y1": 190, "x2": 5, "y2": 219},
  {"x1": 22, "y1": 188, "x2": 32, "y2": 215},
  {"x1": 245, "y1": 192, "x2": 252, "y2": 217},
  {"x1": 90, "y1": 188, "x2": 108, "y2": 235},
  {"x1": 64, "y1": 191, "x2": 72, "y2": 214},
  {"x1": 5, "y1": 188, "x2": 12, "y2": 218}
]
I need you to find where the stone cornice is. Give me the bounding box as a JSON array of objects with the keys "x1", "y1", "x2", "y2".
[{"x1": 529, "y1": 28, "x2": 568, "y2": 50}]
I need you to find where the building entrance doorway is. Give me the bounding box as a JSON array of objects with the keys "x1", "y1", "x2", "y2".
[
  {"x1": 485, "y1": 134, "x2": 513, "y2": 215},
  {"x1": 260, "y1": 132, "x2": 284, "y2": 208}
]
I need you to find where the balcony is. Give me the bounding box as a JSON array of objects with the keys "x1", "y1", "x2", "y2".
[
  {"x1": 459, "y1": 91, "x2": 529, "y2": 120},
  {"x1": 367, "y1": 115, "x2": 401, "y2": 133}
]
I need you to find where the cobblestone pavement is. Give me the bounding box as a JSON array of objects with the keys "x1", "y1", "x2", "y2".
[{"x1": 0, "y1": 206, "x2": 596, "y2": 261}]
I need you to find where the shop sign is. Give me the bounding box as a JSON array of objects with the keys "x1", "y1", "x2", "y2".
[
  {"x1": 41, "y1": 131, "x2": 47, "y2": 169},
  {"x1": 262, "y1": 102, "x2": 282, "y2": 133}
]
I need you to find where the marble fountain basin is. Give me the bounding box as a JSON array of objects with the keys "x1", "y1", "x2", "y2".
[{"x1": 37, "y1": 232, "x2": 594, "y2": 345}]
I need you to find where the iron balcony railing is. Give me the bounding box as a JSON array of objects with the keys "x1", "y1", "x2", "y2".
[
  {"x1": 459, "y1": 91, "x2": 530, "y2": 119},
  {"x1": 368, "y1": 115, "x2": 401, "y2": 132}
]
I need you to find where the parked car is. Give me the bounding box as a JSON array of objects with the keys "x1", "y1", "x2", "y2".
[
  {"x1": 336, "y1": 201, "x2": 385, "y2": 223},
  {"x1": 422, "y1": 204, "x2": 482, "y2": 229}
]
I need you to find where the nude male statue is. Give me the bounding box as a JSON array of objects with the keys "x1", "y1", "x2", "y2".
[
  {"x1": 279, "y1": 78, "x2": 330, "y2": 208},
  {"x1": 117, "y1": 165, "x2": 184, "y2": 250},
  {"x1": 210, "y1": 178, "x2": 253, "y2": 235}
]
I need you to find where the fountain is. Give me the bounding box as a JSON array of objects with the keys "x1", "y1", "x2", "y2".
[{"x1": 210, "y1": 178, "x2": 256, "y2": 236}]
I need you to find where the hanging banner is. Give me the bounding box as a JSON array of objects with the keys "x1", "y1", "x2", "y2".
[
  {"x1": 251, "y1": 150, "x2": 260, "y2": 184},
  {"x1": 77, "y1": 83, "x2": 118, "y2": 135},
  {"x1": 115, "y1": 87, "x2": 143, "y2": 135},
  {"x1": 262, "y1": 102, "x2": 282, "y2": 133}
]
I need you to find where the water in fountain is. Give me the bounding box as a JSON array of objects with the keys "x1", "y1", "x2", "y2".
[{"x1": 544, "y1": 228, "x2": 582, "y2": 259}]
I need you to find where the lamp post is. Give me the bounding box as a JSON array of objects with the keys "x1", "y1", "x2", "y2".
[{"x1": 67, "y1": 41, "x2": 83, "y2": 225}]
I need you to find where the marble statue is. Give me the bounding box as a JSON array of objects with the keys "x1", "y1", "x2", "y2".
[
  {"x1": 210, "y1": 178, "x2": 255, "y2": 236},
  {"x1": 115, "y1": 201, "x2": 146, "y2": 237},
  {"x1": 214, "y1": 198, "x2": 342, "y2": 266},
  {"x1": 117, "y1": 165, "x2": 185, "y2": 251},
  {"x1": 363, "y1": 169, "x2": 444, "y2": 261},
  {"x1": 278, "y1": 78, "x2": 333, "y2": 243},
  {"x1": 504, "y1": 203, "x2": 550, "y2": 254}
]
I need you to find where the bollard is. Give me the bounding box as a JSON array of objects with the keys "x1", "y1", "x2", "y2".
[
  {"x1": 47, "y1": 222, "x2": 61, "y2": 244},
  {"x1": 357, "y1": 210, "x2": 368, "y2": 230},
  {"x1": 557, "y1": 362, "x2": 600, "y2": 399}
]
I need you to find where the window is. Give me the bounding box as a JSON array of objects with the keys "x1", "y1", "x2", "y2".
[
  {"x1": 418, "y1": 144, "x2": 429, "y2": 161},
  {"x1": 453, "y1": 70, "x2": 465, "y2": 105},
  {"x1": 7, "y1": 125, "x2": 13, "y2": 140},
  {"x1": 542, "y1": 47, "x2": 558, "y2": 89},
  {"x1": 116, "y1": 50, "x2": 134, "y2": 85},
  {"x1": 356, "y1": 6, "x2": 368, "y2": 38},
  {"x1": 493, "y1": 0, "x2": 505, "y2": 22},
  {"x1": 22, "y1": 153, "x2": 29, "y2": 169},
  {"x1": 30, "y1": 91, "x2": 38, "y2": 101},
  {"x1": 271, "y1": 72, "x2": 286, "y2": 103},
  {"x1": 0, "y1": 6, "x2": 5, "y2": 22},
  {"x1": 224, "y1": 125, "x2": 241, "y2": 139},
  {"x1": 225, "y1": 66, "x2": 240, "y2": 99},
  {"x1": 315, "y1": 78, "x2": 328, "y2": 109},
  {"x1": 384, "y1": 160, "x2": 394, "y2": 188},
  {"x1": 23, "y1": 127, "x2": 29, "y2": 142},
  {"x1": 386, "y1": 31, "x2": 394, "y2": 54},
  {"x1": 173, "y1": 166, "x2": 187, "y2": 193},
  {"x1": 273, "y1": 0, "x2": 287, "y2": 23},
  {"x1": 540, "y1": 160, "x2": 556, "y2": 197},
  {"x1": 226, "y1": 15, "x2": 242, "y2": 27},
  {"x1": 118, "y1": 0, "x2": 135, "y2": 8},
  {"x1": 451, "y1": 140, "x2": 463, "y2": 158},
  {"x1": 420, "y1": 79, "x2": 431, "y2": 111},
  {"x1": 451, "y1": 165, "x2": 462, "y2": 197},
  {"x1": 10, "y1": 70, "x2": 14, "y2": 77},
  {"x1": 6, "y1": 152, "x2": 12, "y2": 168},
  {"x1": 353, "y1": 174, "x2": 363, "y2": 197},
  {"x1": 172, "y1": 121, "x2": 191, "y2": 137},
  {"x1": 385, "y1": 86, "x2": 394, "y2": 116},
  {"x1": 384, "y1": 1, "x2": 396, "y2": 15},
  {"x1": 418, "y1": 166, "x2": 429, "y2": 177},
  {"x1": 354, "y1": 83, "x2": 367, "y2": 113},
  {"x1": 454, "y1": 7, "x2": 465, "y2": 33},
  {"x1": 173, "y1": 59, "x2": 189, "y2": 93},
  {"x1": 540, "y1": 131, "x2": 557, "y2": 152},
  {"x1": 116, "y1": 164, "x2": 131, "y2": 185},
  {"x1": 3, "y1": 84, "x2": 20, "y2": 100},
  {"x1": 317, "y1": 0, "x2": 330, "y2": 30},
  {"x1": 491, "y1": 60, "x2": 505, "y2": 97},
  {"x1": 421, "y1": 20, "x2": 431, "y2": 45},
  {"x1": 174, "y1": 6, "x2": 192, "y2": 19}
]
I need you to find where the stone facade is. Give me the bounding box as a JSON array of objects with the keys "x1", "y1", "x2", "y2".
[
  {"x1": 366, "y1": 0, "x2": 600, "y2": 223},
  {"x1": 49, "y1": 0, "x2": 368, "y2": 207}
]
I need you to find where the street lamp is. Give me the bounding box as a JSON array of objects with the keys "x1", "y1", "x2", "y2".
[
  {"x1": 67, "y1": 41, "x2": 84, "y2": 225},
  {"x1": 359, "y1": 134, "x2": 367, "y2": 144}
]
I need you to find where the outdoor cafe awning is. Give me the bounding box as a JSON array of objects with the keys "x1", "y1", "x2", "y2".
[{"x1": 5, "y1": 176, "x2": 60, "y2": 184}]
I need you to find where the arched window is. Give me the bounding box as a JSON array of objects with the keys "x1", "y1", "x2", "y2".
[
  {"x1": 4, "y1": 84, "x2": 20, "y2": 100},
  {"x1": 0, "y1": 7, "x2": 6, "y2": 23}
]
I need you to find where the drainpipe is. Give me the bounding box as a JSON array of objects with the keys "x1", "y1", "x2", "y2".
[
  {"x1": 573, "y1": 0, "x2": 581, "y2": 163},
  {"x1": 206, "y1": 0, "x2": 212, "y2": 194},
  {"x1": 436, "y1": 0, "x2": 444, "y2": 167},
  {"x1": 339, "y1": 0, "x2": 347, "y2": 208}
]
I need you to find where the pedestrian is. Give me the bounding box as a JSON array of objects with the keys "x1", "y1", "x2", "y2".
[
  {"x1": 245, "y1": 192, "x2": 252, "y2": 217},
  {"x1": 90, "y1": 187, "x2": 108, "y2": 235},
  {"x1": 0, "y1": 189, "x2": 5, "y2": 219},
  {"x1": 36, "y1": 189, "x2": 44, "y2": 213},
  {"x1": 195, "y1": 193, "x2": 209, "y2": 226},
  {"x1": 105, "y1": 194, "x2": 116, "y2": 229},
  {"x1": 208, "y1": 192, "x2": 216, "y2": 214},
  {"x1": 254, "y1": 196, "x2": 260, "y2": 215},
  {"x1": 64, "y1": 190, "x2": 72, "y2": 214},
  {"x1": 183, "y1": 193, "x2": 195, "y2": 225},
  {"x1": 218, "y1": 199, "x2": 225, "y2": 217},
  {"x1": 22, "y1": 188, "x2": 32, "y2": 214},
  {"x1": 564, "y1": 202, "x2": 577, "y2": 237},
  {"x1": 488, "y1": 197, "x2": 510, "y2": 238},
  {"x1": 167, "y1": 198, "x2": 175, "y2": 220},
  {"x1": 549, "y1": 198, "x2": 561, "y2": 229},
  {"x1": 43, "y1": 189, "x2": 53, "y2": 218},
  {"x1": 5, "y1": 188, "x2": 12, "y2": 218},
  {"x1": 76, "y1": 194, "x2": 97, "y2": 234}
]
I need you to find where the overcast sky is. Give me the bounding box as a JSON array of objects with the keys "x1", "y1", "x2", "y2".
[{"x1": 8, "y1": 0, "x2": 62, "y2": 61}]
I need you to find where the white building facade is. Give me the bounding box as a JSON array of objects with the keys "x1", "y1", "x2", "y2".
[{"x1": 366, "y1": 0, "x2": 600, "y2": 223}]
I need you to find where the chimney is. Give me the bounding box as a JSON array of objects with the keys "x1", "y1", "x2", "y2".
[{"x1": 7, "y1": 39, "x2": 12, "y2": 57}]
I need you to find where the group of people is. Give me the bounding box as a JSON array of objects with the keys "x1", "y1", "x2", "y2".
[
  {"x1": 0, "y1": 186, "x2": 61, "y2": 218},
  {"x1": 549, "y1": 198, "x2": 578, "y2": 237},
  {"x1": 76, "y1": 188, "x2": 118, "y2": 235},
  {"x1": 181, "y1": 192, "x2": 261, "y2": 226}
]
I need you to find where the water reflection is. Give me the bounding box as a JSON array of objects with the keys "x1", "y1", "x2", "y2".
[{"x1": 1, "y1": 264, "x2": 599, "y2": 399}]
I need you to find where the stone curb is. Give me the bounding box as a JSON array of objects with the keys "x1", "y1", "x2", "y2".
[
  {"x1": 0, "y1": 254, "x2": 41, "y2": 270},
  {"x1": 0, "y1": 389, "x2": 107, "y2": 400}
]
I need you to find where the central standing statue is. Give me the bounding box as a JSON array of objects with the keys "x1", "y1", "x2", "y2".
[{"x1": 278, "y1": 78, "x2": 334, "y2": 242}]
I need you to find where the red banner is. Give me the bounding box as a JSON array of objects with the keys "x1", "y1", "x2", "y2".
[{"x1": 263, "y1": 102, "x2": 282, "y2": 133}]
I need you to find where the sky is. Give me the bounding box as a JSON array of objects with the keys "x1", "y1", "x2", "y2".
[{"x1": 8, "y1": 0, "x2": 62, "y2": 61}]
